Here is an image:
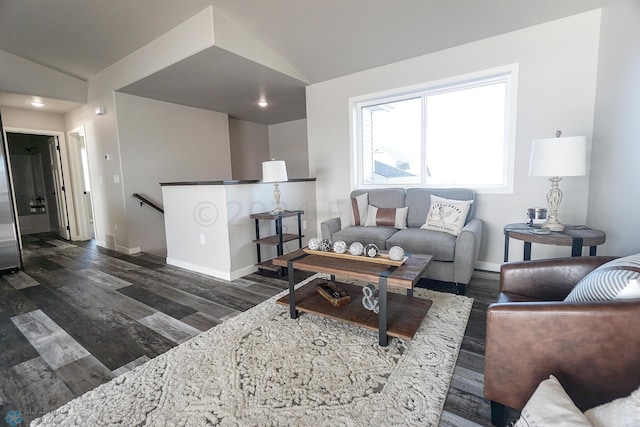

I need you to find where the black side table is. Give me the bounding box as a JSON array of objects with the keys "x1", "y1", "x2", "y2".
[
  {"x1": 503, "y1": 223, "x2": 606, "y2": 262},
  {"x1": 251, "y1": 210, "x2": 304, "y2": 273}
]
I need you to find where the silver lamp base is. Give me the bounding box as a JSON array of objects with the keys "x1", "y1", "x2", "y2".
[
  {"x1": 541, "y1": 176, "x2": 565, "y2": 231},
  {"x1": 271, "y1": 182, "x2": 283, "y2": 213},
  {"x1": 541, "y1": 218, "x2": 565, "y2": 231}
]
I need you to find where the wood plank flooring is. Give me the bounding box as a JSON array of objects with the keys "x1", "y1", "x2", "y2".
[{"x1": 0, "y1": 233, "x2": 519, "y2": 426}]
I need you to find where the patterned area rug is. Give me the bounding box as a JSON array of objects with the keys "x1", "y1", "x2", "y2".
[{"x1": 32, "y1": 274, "x2": 473, "y2": 427}]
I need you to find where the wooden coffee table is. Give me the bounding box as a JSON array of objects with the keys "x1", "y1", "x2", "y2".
[{"x1": 272, "y1": 249, "x2": 433, "y2": 346}]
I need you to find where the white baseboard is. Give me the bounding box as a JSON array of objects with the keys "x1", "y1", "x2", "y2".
[
  {"x1": 230, "y1": 265, "x2": 258, "y2": 281},
  {"x1": 118, "y1": 246, "x2": 141, "y2": 255},
  {"x1": 475, "y1": 261, "x2": 501, "y2": 273},
  {"x1": 166, "y1": 258, "x2": 232, "y2": 281},
  {"x1": 96, "y1": 239, "x2": 140, "y2": 255},
  {"x1": 165, "y1": 260, "x2": 257, "y2": 282}
]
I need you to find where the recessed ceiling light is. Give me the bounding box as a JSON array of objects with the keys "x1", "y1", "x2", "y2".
[
  {"x1": 31, "y1": 100, "x2": 44, "y2": 108},
  {"x1": 258, "y1": 100, "x2": 269, "y2": 108}
]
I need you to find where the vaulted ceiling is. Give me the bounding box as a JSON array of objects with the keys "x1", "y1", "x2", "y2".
[{"x1": 0, "y1": 0, "x2": 606, "y2": 124}]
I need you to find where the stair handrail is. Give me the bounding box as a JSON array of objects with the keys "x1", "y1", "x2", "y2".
[{"x1": 132, "y1": 193, "x2": 164, "y2": 214}]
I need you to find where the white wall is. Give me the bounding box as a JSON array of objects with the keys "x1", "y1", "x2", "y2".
[
  {"x1": 587, "y1": 0, "x2": 640, "y2": 257},
  {"x1": 306, "y1": 11, "x2": 601, "y2": 271},
  {"x1": 65, "y1": 104, "x2": 112, "y2": 248},
  {"x1": 230, "y1": 118, "x2": 310, "y2": 181},
  {"x1": 163, "y1": 184, "x2": 231, "y2": 278},
  {"x1": 226, "y1": 180, "x2": 317, "y2": 275},
  {"x1": 269, "y1": 119, "x2": 309, "y2": 178},
  {"x1": 229, "y1": 118, "x2": 270, "y2": 180},
  {"x1": 68, "y1": 96, "x2": 127, "y2": 250},
  {"x1": 1, "y1": 107, "x2": 66, "y2": 132},
  {"x1": 116, "y1": 93, "x2": 232, "y2": 257},
  {"x1": 163, "y1": 181, "x2": 316, "y2": 280},
  {"x1": 63, "y1": 8, "x2": 220, "y2": 253}
]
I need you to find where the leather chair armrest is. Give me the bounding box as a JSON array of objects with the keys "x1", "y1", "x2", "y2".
[
  {"x1": 484, "y1": 300, "x2": 640, "y2": 412},
  {"x1": 500, "y1": 256, "x2": 617, "y2": 300},
  {"x1": 320, "y1": 217, "x2": 341, "y2": 241}
]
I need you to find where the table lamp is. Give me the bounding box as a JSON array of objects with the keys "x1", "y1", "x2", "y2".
[
  {"x1": 262, "y1": 160, "x2": 288, "y2": 213},
  {"x1": 529, "y1": 131, "x2": 586, "y2": 231}
]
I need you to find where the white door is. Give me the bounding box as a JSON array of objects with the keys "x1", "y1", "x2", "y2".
[
  {"x1": 48, "y1": 137, "x2": 71, "y2": 239},
  {"x1": 67, "y1": 128, "x2": 95, "y2": 240}
]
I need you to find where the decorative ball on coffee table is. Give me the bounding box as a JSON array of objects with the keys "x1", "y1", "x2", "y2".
[
  {"x1": 320, "y1": 239, "x2": 332, "y2": 252},
  {"x1": 364, "y1": 243, "x2": 379, "y2": 258},
  {"x1": 333, "y1": 240, "x2": 347, "y2": 254},
  {"x1": 308, "y1": 237, "x2": 321, "y2": 251},
  {"x1": 388, "y1": 246, "x2": 405, "y2": 261},
  {"x1": 349, "y1": 241, "x2": 364, "y2": 256}
]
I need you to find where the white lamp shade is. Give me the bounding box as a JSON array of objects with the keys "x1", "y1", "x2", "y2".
[
  {"x1": 529, "y1": 136, "x2": 587, "y2": 177},
  {"x1": 262, "y1": 160, "x2": 288, "y2": 182}
]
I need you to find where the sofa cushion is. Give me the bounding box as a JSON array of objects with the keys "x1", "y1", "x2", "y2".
[
  {"x1": 351, "y1": 188, "x2": 405, "y2": 208},
  {"x1": 364, "y1": 205, "x2": 408, "y2": 229},
  {"x1": 337, "y1": 193, "x2": 368, "y2": 230},
  {"x1": 332, "y1": 226, "x2": 398, "y2": 250},
  {"x1": 564, "y1": 254, "x2": 640, "y2": 302},
  {"x1": 514, "y1": 375, "x2": 591, "y2": 427},
  {"x1": 386, "y1": 228, "x2": 456, "y2": 261},
  {"x1": 421, "y1": 196, "x2": 474, "y2": 236},
  {"x1": 405, "y1": 188, "x2": 476, "y2": 228}
]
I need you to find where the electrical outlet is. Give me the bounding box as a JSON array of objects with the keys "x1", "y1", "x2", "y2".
[
  {"x1": 303, "y1": 220, "x2": 308, "y2": 230},
  {"x1": 199, "y1": 234, "x2": 205, "y2": 245},
  {"x1": 114, "y1": 223, "x2": 118, "y2": 231}
]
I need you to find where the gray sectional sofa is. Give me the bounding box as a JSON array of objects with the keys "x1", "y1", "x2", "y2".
[{"x1": 321, "y1": 187, "x2": 482, "y2": 294}]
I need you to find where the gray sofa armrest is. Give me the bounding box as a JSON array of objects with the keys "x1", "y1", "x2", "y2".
[
  {"x1": 321, "y1": 217, "x2": 341, "y2": 241},
  {"x1": 453, "y1": 218, "x2": 482, "y2": 284}
]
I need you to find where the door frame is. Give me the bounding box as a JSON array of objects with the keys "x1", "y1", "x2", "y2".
[
  {"x1": 47, "y1": 135, "x2": 71, "y2": 240},
  {"x1": 66, "y1": 126, "x2": 96, "y2": 241},
  {"x1": 0, "y1": 118, "x2": 24, "y2": 257},
  {"x1": 4, "y1": 127, "x2": 79, "y2": 241}
]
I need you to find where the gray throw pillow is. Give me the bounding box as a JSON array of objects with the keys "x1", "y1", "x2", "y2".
[{"x1": 564, "y1": 254, "x2": 640, "y2": 302}]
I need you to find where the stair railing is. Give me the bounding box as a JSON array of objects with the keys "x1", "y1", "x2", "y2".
[{"x1": 132, "y1": 193, "x2": 164, "y2": 214}]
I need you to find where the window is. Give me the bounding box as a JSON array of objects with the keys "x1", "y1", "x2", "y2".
[{"x1": 353, "y1": 66, "x2": 517, "y2": 193}]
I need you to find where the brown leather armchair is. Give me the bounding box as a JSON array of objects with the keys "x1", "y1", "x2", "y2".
[{"x1": 484, "y1": 256, "x2": 640, "y2": 426}]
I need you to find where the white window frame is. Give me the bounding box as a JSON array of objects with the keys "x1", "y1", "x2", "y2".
[{"x1": 350, "y1": 64, "x2": 518, "y2": 194}]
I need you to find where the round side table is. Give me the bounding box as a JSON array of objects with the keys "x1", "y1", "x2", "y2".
[{"x1": 503, "y1": 223, "x2": 606, "y2": 262}]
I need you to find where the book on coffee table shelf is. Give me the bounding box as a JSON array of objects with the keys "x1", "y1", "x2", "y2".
[{"x1": 315, "y1": 280, "x2": 350, "y2": 307}]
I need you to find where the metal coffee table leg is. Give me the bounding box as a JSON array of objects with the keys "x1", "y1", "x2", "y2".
[
  {"x1": 287, "y1": 259, "x2": 298, "y2": 319},
  {"x1": 378, "y1": 268, "x2": 396, "y2": 346},
  {"x1": 378, "y1": 275, "x2": 388, "y2": 346}
]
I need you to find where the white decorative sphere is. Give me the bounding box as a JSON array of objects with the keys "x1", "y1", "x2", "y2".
[
  {"x1": 320, "y1": 239, "x2": 332, "y2": 252},
  {"x1": 349, "y1": 241, "x2": 364, "y2": 256},
  {"x1": 389, "y1": 246, "x2": 405, "y2": 261},
  {"x1": 333, "y1": 240, "x2": 347, "y2": 254},
  {"x1": 364, "y1": 243, "x2": 379, "y2": 258},
  {"x1": 308, "y1": 238, "x2": 321, "y2": 250}
]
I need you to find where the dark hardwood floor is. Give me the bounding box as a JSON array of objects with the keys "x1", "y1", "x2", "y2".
[{"x1": 0, "y1": 233, "x2": 519, "y2": 426}]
